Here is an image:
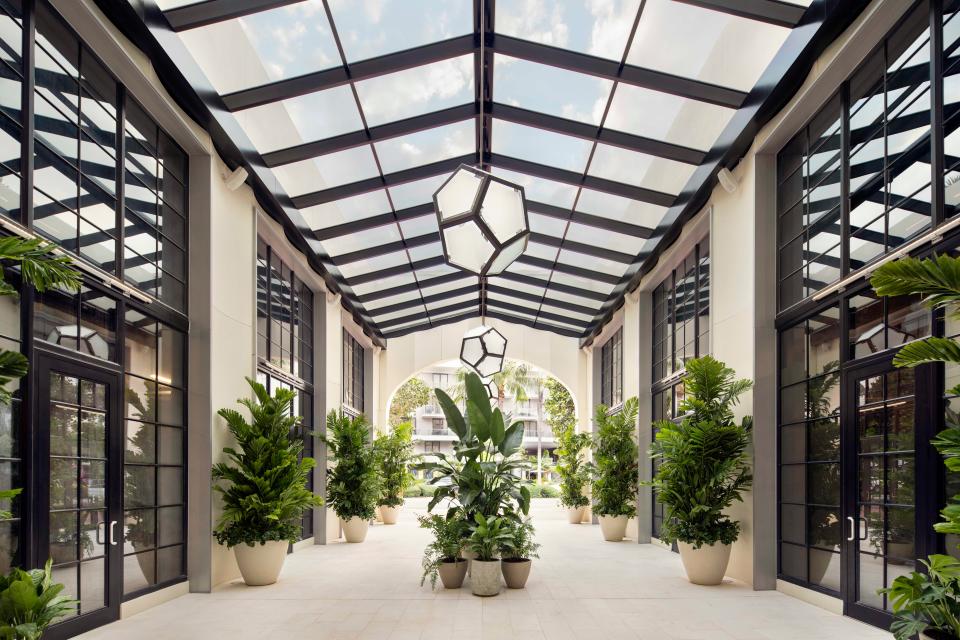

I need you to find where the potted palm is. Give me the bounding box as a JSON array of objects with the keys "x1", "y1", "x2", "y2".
[
  {"x1": 556, "y1": 429, "x2": 591, "y2": 524},
  {"x1": 499, "y1": 517, "x2": 540, "y2": 589},
  {"x1": 418, "y1": 513, "x2": 468, "y2": 589},
  {"x1": 0, "y1": 559, "x2": 78, "y2": 639},
  {"x1": 212, "y1": 379, "x2": 323, "y2": 586},
  {"x1": 591, "y1": 398, "x2": 639, "y2": 541},
  {"x1": 373, "y1": 421, "x2": 415, "y2": 525},
  {"x1": 648, "y1": 356, "x2": 753, "y2": 585},
  {"x1": 321, "y1": 411, "x2": 379, "y2": 543},
  {"x1": 467, "y1": 514, "x2": 512, "y2": 597}
]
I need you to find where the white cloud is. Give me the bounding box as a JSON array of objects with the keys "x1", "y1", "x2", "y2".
[
  {"x1": 497, "y1": 0, "x2": 569, "y2": 48},
  {"x1": 587, "y1": 0, "x2": 640, "y2": 60},
  {"x1": 358, "y1": 56, "x2": 473, "y2": 126}
]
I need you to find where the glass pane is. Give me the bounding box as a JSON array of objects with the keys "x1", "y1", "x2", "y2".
[
  {"x1": 576, "y1": 188, "x2": 667, "y2": 227},
  {"x1": 374, "y1": 120, "x2": 474, "y2": 174},
  {"x1": 494, "y1": 55, "x2": 612, "y2": 124},
  {"x1": 272, "y1": 145, "x2": 379, "y2": 196},
  {"x1": 301, "y1": 190, "x2": 392, "y2": 231},
  {"x1": 492, "y1": 167, "x2": 577, "y2": 209},
  {"x1": 493, "y1": 119, "x2": 592, "y2": 173},
  {"x1": 126, "y1": 421, "x2": 154, "y2": 464},
  {"x1": 588, "y1": 143, "x2": 695, "y2": 195}
]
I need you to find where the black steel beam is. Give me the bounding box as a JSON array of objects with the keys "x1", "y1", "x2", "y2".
[
  {"x1": 516, "y1": 254, "x2": 620, "y2": 285},
  {"x1": 528, "y1": 200, "x2": 655, "y2": 238},
  {"x1": 221, "y1": 34, "x2": 475, "y2": 111},
  {"x1": 486, "y1": 297, "x2": 588, "y2": 328},
  {"x1": 488, "y1": 102, "x2": 706, "y2": 165},
  {"x1": 488, "y1": 33, "x2": 747, "y2": 109},
  {"x1": 163, "y1": 0, "x2": 304, "y2": 31},
  {"x1": 529, "y1": 232, "x2": 634, "y2": 264},
  {"x1": 368, "y1": 283, "x2": 479, "y2": 316},
  {"x1": 356, "y1": 272, "x2": 470, "y2": 303},
  {"x1": 313, "y1": 203, "x2": 433, "y2": 241},
  {"x1": 347, "y1": 256, "x2": 447, "y2": 286},
  {"x1": 485, "y1": 309, "x2": 581, "y2": 338},
  {"x1": 262, "y1": 103, "x2": 478, "y2": 167},
  {"x1": 496, "y1": 270, "x2": 607, "y2": 302},
  {"x1": 378, "y1": 298, "x2": 479, "y2": 329},
  {"x1": 485, "y1": 283, "x2": 596, "y2": 316},
  {"x1": 332, "y1": 232, "x2": 438, "y2": 265},
  {"x1": 381, "y1": 311, "x2": 476, "y2": 339},
  {"x1": 673, "y1": 0, "x2": 806, "y2": 29}
]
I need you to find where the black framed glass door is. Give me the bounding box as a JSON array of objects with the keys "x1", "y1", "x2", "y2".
[
  {"x1": 36, "y1": 353, "x2": 122, "y2": 638},
  {"x1": 841, "y1": 355, "x2": 937, "y2": 628}
]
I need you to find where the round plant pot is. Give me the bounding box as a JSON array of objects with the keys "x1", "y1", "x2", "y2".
[
  {"x1": 599, "y1": 515, "x2": 628, "y2": 541},
  {"x1": 678, "y1": 541, "x2": 732, "y2": 586},
  {"x1": 380, "y1": 505, "x2": 400, "y2": 525},
  {"x1": 471, "y1": 559, "x2": 502, "y2": 597},
  {"x1": 501, "y1": 559, "x2": 532, "y2": 589},
  {"x1": 341, "y1": 517, "x2": 369, "y2": 543},
  {"x1": 921, "y1": 630, "x2": 960, "y2": 640},
  {"x1": 886, "y1": 542, "x2": 913, "y2": 565},
  {"x1": 438, "y1": 558, "x2": 468, "y2": 589},
  {"x1": 462, "y1": 548, "x2": 477, "y2": 577},
  {"x1": 567, "y1": 506, "x2": 585, "y2": 524},
  {"x1": 808, "y1": 548, "x2": 831, "y2": 585},
  {"x1": 233, "y1": 540, "x2": 288, "y2": 586}
]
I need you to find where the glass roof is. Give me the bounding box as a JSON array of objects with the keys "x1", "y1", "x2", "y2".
[{"x1": 157, "y1": 0, "x2": 813, "y2": 339}]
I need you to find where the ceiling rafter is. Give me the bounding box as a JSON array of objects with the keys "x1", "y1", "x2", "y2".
[{"x1": 164, "y1": 0, "x2": 304, "y2": 32}]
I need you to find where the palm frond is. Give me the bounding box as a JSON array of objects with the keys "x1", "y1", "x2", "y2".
[
  {"x1": 892, "y1": 336, "x2": 960, "y2": 368},
  {"x1": 0, "y1": 236, "x2": 82, "y2": 294},
  {"x1": 871, "y1": 254, "x2": 960, "y2": 312}
]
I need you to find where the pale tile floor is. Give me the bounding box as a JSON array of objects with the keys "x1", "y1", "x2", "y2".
[{"x1": 79, "y1": 499, "x2": 890, "y2": 639}]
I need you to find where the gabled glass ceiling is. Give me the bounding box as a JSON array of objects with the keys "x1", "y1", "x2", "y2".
[{"x1": 155, "y1": 0, "x2": 820, "y2": 340}]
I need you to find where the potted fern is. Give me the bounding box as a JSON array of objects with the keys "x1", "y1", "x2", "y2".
[
  {"x1": 418, "y1": 513, "x2": 468, "y2": 589},
  {"x1": 499, "y1": 517, "x2": 540, "y2": 589},
  {"x1": 212, "y1": 379, "x2": 323, "y2": 586},
  {"x1": 321, "y1": 411, "x2": 379, "y2": 543},
  {"x1": 648, "y1": 356, "x2": 753, "y2": 585},
  {"x1": 591, "y1": 398, "x2": 639, "y2": 541},
  {"x1": 373, "y1": 421, "x2": 414, "y2": 525}
]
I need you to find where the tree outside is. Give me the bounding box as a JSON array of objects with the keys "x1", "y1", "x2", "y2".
[{"x1": 389, "y1": 377, "x2": 431, "y2": 427}]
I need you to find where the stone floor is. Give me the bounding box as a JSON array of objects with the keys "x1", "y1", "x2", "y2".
[{"x1": 79, "y1": 498, "x2": 890, "y2": 639}]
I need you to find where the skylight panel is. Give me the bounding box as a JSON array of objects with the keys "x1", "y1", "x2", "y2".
[
  {"x1": 625, "y1": 0, "x2": 790, "y2": 92},
  {"x1": 576, "y1": 188, "x2": 668, "y2": 227},
  {"x1": 388, "y1": 175, "x2": 448, "y2": 210},
  {"x1": 271, "y1": 145, "x2": 379, "y2": 197},
  {"x1": 492, "y1": 120, "x2": 592, "y2": 173},
  {"x1": 374, "y1": 120, "x2": 474, "y2": 174},
  {"x1": 588, "y1": 143, "x2": 695, "y2": 196},
  {"x1": 355, "y1": 56, "x2": 474, "y2": 127},
  {"x1": 328, "y1": 0, "x2": 472, "y2": 62},
  {"x1": 301, "y1": 190, "x2": 392, "y2": 231},
  {"x1": 493, "y1": 55, "x2": 613, "y2": 125},
  {"x1": 490, "y1": 168, "x2": 578, "y2": 209}
]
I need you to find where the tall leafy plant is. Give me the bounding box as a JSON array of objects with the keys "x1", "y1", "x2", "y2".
[
  {"x1": 545, "y1": 378, "x2": 588, "y2": 508},
  {"x1": 0, "y1": 559, "x2": 77, "y2": 640},
  {"x1": 414, "y1": 372, "x2": 530, "y2": 522},
  {"x1": 373, "y1": 421, "x2": 415, "y2": 508},
  {"x1": 648, "y1": 356, "x2": 753, "y2": 548},
  {"x1": 321, "y1": 411, "x2": 379, "y2": 521},
  {"x1": 212, "y1": 379, "x2": 322, "y2": 547},
  {"x1": 872, "y1": 254, "x2": 960, "y2": 639},
  {"x1": 591, "y1": 397, "x2": 639, "y2": 517}
]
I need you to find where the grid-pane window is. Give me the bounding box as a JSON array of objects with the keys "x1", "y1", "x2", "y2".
[
  {"x1": 343, "y1": 329, "x2": 364, "y2": 412},
  {"x1": 255, "y1": 238, "x2": 315, "y2": 541},
  {"x1": 122, "y1": 310, "x2": 186, "y2": 596},
  {"x1": 650, "y1": 239, "x2": 709, "y2": 539},
  {"x1": 0, "y1": 0, "x2": 22, "y2": 223},
  {"x1": 600, "y1": 327, "x2": 622, "y2": 407},
  {"x1": 0, "y1": 267, "x2": 19, "y2": 573}
]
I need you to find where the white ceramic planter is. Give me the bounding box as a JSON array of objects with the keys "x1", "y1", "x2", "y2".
[
  {"x1": 471, "y1": 559, "x2": 501, "y2": 596},
  {"x1": 233, "y1": 540, "x2": 288, "y2": 586},
  {"x1": 341, "y1": 516, "x2": 370, "y2": 543},
  {"x1": 567, "y1": 506, "x2": 585, "y2": 524},
  {"x1": 599, "y1": 515, "x2": 628, "y2": 541},
  {"x1": 380, "y1": 505, "x2": 400, "y2": 525},
  {"x1": 678, "y1": 541, "x2": 731, "y2": 585}
]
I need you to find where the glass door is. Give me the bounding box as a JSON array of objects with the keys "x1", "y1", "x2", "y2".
[
  {"x1": 841, "y1": 357, "x2": 921, "y2": 628},
  {"x1": 36, "y1": 354, "x2": 122, "y2": 639}
]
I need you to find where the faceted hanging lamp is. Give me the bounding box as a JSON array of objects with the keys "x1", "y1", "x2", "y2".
[
  {"x1": 460, "y1": 324, "x2": 507, "y2": 378},
  {"x1": 484, "y1": 379, "x2": 498, "y2": 400},
  {"x1": 433, "y1": 164, "x2": 529, "y2": 276}
]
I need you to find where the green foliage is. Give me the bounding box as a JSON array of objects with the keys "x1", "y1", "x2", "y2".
[
  {"x1": 648, "y1": 356, "x2": 753, "y2": 547},
  {"x1": 591, "y1": 397, "x2": 639, "y2": 517},
  {"x1": 467, "y1": 514, "x2": 512, "y2": 561},
  {"x1": 417, "y1": 513, "x2": 468, "y2": 589},
  {"x1": 0, "y1": 559, "x2": 77, "y2": 640},
  {"x1": 872, "y1": 253, "x2": 960, "y2": 638},
  {"x1": 539, "y1": 484, "x2": 559, "y2": 498},
  {"x1": 373, "y1": 422, "x2": 415, "y2": 507},
  {"x1": 543, "y1": 377, "x2": 575, "y2": 434},
  {"x1": 413, "y1": 372, "x2": 530, "y2": 523},
  {"x1": 0, "y1": 489, "x2": 19, "y2": 522},
  {"x1": 211, "y1": 379, "x2": 322, "y2": 547},
  {"x1": 448, "y1": 361, "x2": 537, "y2": 408},
  {"x1": 881, "y1": 555, "x2": 960, "y2": 640},
  {"x1": 548, "y1": 376, "x2": 590, "y2": 509},
  {"x1": 500, "y1": 518, "x2": 540, "y2": 561},
  {"x1": 0, "y1": 236, "x2": 81, "y2": 404},
  {"x1": 389, "y1": 378, "x2": 431, "y2": 427},
  {"x1": 321, "y1": 411, "x2": 379, "y2": 521}
]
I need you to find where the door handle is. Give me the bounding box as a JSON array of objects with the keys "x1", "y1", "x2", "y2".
[
  {"x1": 95, "y1": 521, "x2": 105, "y2": 546},
  {"x1": 846, "y1": 516, "x2": 856, "y2": 541},
  {"x1": 858, "y1": 517, "x2": 868, "y2": 541},
  {"x1": 109, "y1": 520, "x2": 118, "y2": 546}
]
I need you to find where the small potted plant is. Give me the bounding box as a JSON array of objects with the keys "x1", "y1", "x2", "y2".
[
  {"x1": 321, "y1": 410, "x2": 379, "y2": 543},
  {"x1": 0, "y1": 559, "x2": 78, "y2": 638},
  {"x1": 882, "y1": 554, "x2": 960, "y2": 640},
  {"x1": 418, "y1": 513, "x2": 468, "y2": 589},
  {"x1": 373, "y1": 422, "x2": 415, "y2": 525},
  {"x1": 648, "y1": 356, "x2": 753, "y2": 585},
  {"x1": 499, "y1": 517, "x2": 540, "y2": 589},
  {"x1": 556, "y1": 428, "x2": 591, "y2": 524},
  {"x1": 466, "y1": 514, "x2": 512, "y2": 597},
  {"x1": 212, "y1": 379, "x2": 323, "y2": 585},
  {"x1": 591, "y1": 398, "x2": 639, "y2": 541}
]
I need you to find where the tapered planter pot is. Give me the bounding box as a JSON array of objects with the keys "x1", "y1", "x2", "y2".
[
  {"x1": 567, "y1": 506, "x2": 585, "y2": 524},
  {"x1": 438, "y1": 559, "x2": 468, "y2": 589},
  {"x1": 471, "y1": 559, "x2": 501, "y2": 596},
  {"x1": 380, "y1": 505, "x2": 400, "y2": 525},
  {"x1": 501, "y1": 559, "x2": 531, "y2": 588},
  {"x1": 341, "y1": 517, "x2": 369, "y2": 543},
  {"x1": 599, "y1": 515, "x2": 628, "y2": 541},
  {"x1": 678, "y1": 541, "x2": 731, "y2": 585},
  {"x1": 233, "y1": 540, "x2": 288, "y2": 586},
  {"x1": 462, "y1": 548, "x2": 477, "y2": 577},
  {"x1": 921, "y1": 631, "x2": 960, "y2": 640}
]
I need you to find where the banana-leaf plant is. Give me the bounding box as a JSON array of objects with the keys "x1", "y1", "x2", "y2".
[
  {"x1": 413, "y1": 372, "x2": 530, "y2": 522},
  {"x1": 0, "y1": 559, "x2": 77, "y2": 640}
]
